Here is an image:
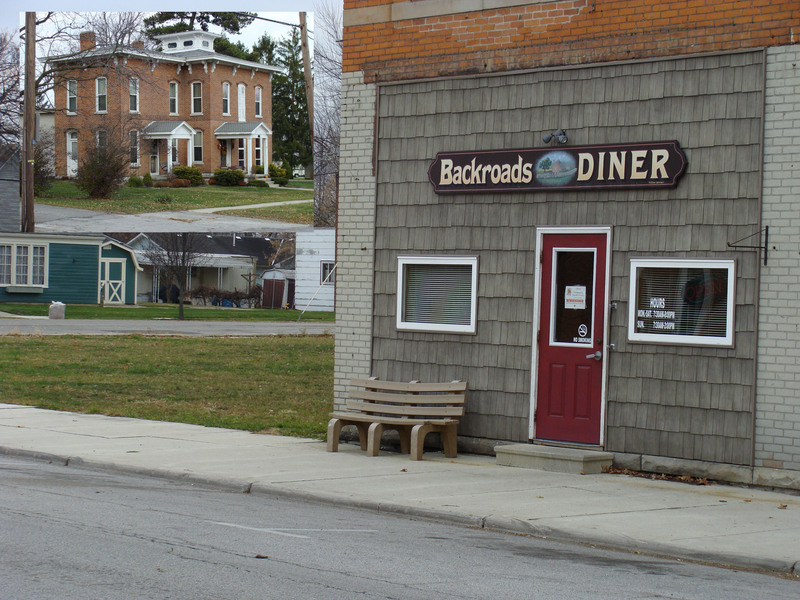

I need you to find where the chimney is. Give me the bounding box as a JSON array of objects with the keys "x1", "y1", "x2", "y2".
[
  {"x1": 79, "y1": 31, "x2": 96, "y2": 51},
  {"x1": 132, "y1": 40, "x2": 145, "y2": 50}
]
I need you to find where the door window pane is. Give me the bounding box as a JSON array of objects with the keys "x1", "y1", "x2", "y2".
[{"x1": 552, "y1": 250, "x2": 595, "y2": 345}]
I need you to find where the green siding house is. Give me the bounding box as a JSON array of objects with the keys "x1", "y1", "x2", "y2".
[{"x1": 0, "y1": 233, "x2": 140, "y2": 305}]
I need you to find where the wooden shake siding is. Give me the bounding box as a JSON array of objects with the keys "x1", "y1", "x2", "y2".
[{"x1": 371, "y1": 51, "x2": 763, "y2": 463}]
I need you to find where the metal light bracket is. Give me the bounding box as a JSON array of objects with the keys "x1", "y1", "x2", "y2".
[{"x1": 727, "y1": 226, "x2": 769, "y2": 266}]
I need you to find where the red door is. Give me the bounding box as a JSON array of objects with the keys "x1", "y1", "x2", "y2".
[{"x1": 535, "y1": 233, "x2": 607, "y2": 444}]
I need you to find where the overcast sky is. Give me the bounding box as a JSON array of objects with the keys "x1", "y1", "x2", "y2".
[{"x1": 2, "y1": 1, "x2": 316, "y2": 45}]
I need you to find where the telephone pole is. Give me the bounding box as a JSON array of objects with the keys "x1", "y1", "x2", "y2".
[
  {"x1": 299, "y1": 12, "x2": 314, "y2": 151},
  {"x1": 21, "y1": 11, "x2": 36, "y2": 232}
]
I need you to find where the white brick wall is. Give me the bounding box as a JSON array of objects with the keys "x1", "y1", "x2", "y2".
[
  {"x1": 756, "y1": 46, "x2": 800, "y2": 472},
  {"x1": 333, "y1": 71, "x2": 378, "y2": 409}
]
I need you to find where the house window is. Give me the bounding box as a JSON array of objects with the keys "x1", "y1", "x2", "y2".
[
  {"x1": 129, "y1": 130, "x2": 139, "y2": 165},
  {"x1": 0, "y1": 244, "x2": 47, "y2": 287},
  {"x1": 129, "y1": 78, "x2": 139, "y2": 112},
  {"x1": 66, "y1": 80, "x2": 77, "y2": 114},
  {"x1": 169, "y1": 81, "x2": 178, "y2": 114},
  {"x1": 237, "y1": 83, "x2": 246, "y2": 121},
  {"x1": 97, "y1": 129, "x2": 108, "y2": 148},
  {"x1": 321, "y1": 261, "x2": 336, "y2": 285},
  {"x1": 238, "y1": 138, "x2": 245, "y2": 167},
  {"x1": 254, "y1": 138, "x2": 262, "y2": 166},
  {"x1": 96, "y1": 77, "x2": 107, "y2": 112},
  {"x1": 222, "y1": 82, "x2": 230, "y2": 115},
  {"x1": 171, "y1": 139, "x2": 179, "y2": 163},
  {"x1": 191, "y1": 82, "x2": 202, "y2": 114},
  {"x1": 397, "y1": 256, "x2": 478, "y2": 334},
  {"x1": 628, "y1": 258, "x2": 736, "y2": 347},
  {"x1": 193, "y1": 131, "x2": 203, "y2": 163},
  {"x1": 254, "y1": 86, "x2": 262, "y2": 118}
]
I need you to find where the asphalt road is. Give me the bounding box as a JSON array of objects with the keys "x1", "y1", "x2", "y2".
[
  {"x1": 33, "y1": 202, "x2": 313, "y2": 233},
  {"x1": 3, "y1": 456, "x2": 797, "y2": 600},
  {"x1": 0, "y1": 315, "x2": 333, "y2": 337}
]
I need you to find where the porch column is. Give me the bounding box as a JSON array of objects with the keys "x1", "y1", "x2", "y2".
[
  {"x1": 166, "y1": 137, "x2": 173, "y2": 173},
  {"x1": 245, "y1": 137, "x2": 251, "y2": 174},
  {"x1": 187, "y1": 138, "x2": 193, "y2": 167}
]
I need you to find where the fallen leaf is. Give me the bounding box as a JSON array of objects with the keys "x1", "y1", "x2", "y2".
[
  {"x1": 255, "y1": 555, "x2": 269, "y2": 559},
  {"x1": 400, "y1": 468, "x2": 407, "y2": 472},
  {"x1": 778, "y1": 504, "x2": 788, "y2": 509}
]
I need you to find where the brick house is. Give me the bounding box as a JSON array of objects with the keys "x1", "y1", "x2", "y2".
[
  {"x1": 46, "y1": 30, "x2": 279, "y2": 179},
  {"x1": 335, "y1": 1, "x2": 800, "y2": 489}
]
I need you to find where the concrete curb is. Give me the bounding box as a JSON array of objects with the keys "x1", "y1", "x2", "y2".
[{"x1": 3, "y1": 444, "x2": 797, "y2": 575}]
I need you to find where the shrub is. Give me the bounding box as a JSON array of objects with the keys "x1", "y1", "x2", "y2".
[
  {"x1": 154, "y1": 181, "x2": 172, "y2": 188},
  {"x1": 172, "y1": 165, "x2": 204, "y2": 186},
  {"x1": 208, "y1": 178, "x2": 216, "y2": 185},
  {"x1": 75, "y1": 144, "x2": 130, "y2": 198},
  {"x1": 247, "y1": 179, "x2": 269, "y2": 187},
  {"x1": 154, "y1": 193, "x2": 172, "y2": 204},
  {"x1": 127, "y1": 175, "x2": 143, "y2": 188},
  {"x1": 172, "y1": 178, "x2": 192, "y2": 188},
  {"x1": 281, "y1": 159, "x2": 294, "y2": 180},
  {"x1": 212, "y1": 168, "x2": 245, "y2": 186},
  {"x1": 254, "y1": 165, "x2": 264, "y2": 175},
  {"x1": 142, "y1": 172, "x2": 153, "y2": 187},
  {"x1": 268, "y1": 163, "x2": 289, "y2": 187}
]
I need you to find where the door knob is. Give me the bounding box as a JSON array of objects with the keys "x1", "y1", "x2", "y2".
[{"x1": 586, "y1": 351, "x2": 602, "y2": 360}]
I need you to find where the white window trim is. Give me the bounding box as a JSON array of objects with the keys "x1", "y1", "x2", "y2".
[
  {"x1": 320, "y1": 260, "x2": 335, "y2": 285},
  {"x1": 169, "y1": 81, "x2": 179, "y2": 115},
  {"x1": 0, "y1": 243, "x2": 48, "y2": 288},
  {"x1": 222, "y1": 82, "x2": 231, "y2": 116},
  {"x1": 254, "y1": 86, "x2": 262, "y2": 118},
  {"x1": 129, "y1": 130, "x2": 140, "y2": 166},
  {"x1": 95, "y1": 77, "x2": 107, "y2": 113},
  {"x1": 191, "y1": 81, "x2": 203, "y2": 115},
  {"x1": 129, "y1": 77, "x2": 139, "y2": 113},
  {"x1": 193, "y1": 130, "x2": 203, "y2": 164},
  {"x1": 237, "y1": 82, "x2": 246, "y2": 122},
  {"x1": 96, "y1": 129, "x2": 108, "y2": 148},
  {"x1": 396, "y1": 255, "x2": 478, "y2": 334},
  {"x1": 66, "y1": 80, "x2": 77, "y2": 115},
  {"x1": 627, "y1": 258, "x2": 735, "y2": 347}
]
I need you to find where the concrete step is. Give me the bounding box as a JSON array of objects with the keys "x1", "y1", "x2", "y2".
[{"x1": 494, "y1": 443, "x2": 613, "y2": 474}]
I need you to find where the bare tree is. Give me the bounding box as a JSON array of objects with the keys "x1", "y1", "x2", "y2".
[
  {"x1": 0, "y1": 31, "x2": 20, "y2": 147},
  {"x1": 312, "y1": 1, "x2": 342, "y2": 228},
  {"x1": 143, "y1": 233, "x2": 208, "y2": 320}
]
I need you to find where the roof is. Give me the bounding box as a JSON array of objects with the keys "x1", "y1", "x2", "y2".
[
  {"x1": 214, "y1": 121, "x2": 273, "y2": 137},
  {"x1": 141, "y1": 121, "x2": 197, "y2": 139}
]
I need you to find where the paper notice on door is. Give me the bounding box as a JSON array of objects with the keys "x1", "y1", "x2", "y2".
[{"x1": 565, "y1": 285, "x2": 586, "y2": 310}]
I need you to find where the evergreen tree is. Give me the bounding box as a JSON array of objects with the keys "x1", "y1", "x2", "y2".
[
  {"x1": 271, "y1": 28, "x2": 311, "y2": 172},
  {"x1": 143, "y1": 12, "x2": 256, "y2": 38}
]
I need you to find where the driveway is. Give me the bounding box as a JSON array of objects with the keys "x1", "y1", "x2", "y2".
[{"x1": 34, "y1": 202, "x2": 314, "y2": 233}]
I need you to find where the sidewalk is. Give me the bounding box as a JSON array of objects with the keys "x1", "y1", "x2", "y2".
[{"x1": 1, "y1": 404, "x2": 798, "y2": 575}]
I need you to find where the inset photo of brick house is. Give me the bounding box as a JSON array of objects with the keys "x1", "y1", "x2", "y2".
[{"x1": 45, "y1": 30, "x2": 280, "y2": 180}]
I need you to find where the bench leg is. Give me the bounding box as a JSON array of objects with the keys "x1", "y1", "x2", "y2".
[
  {"x1": 326, "y1": 418, "x2": 343, "y2": 452},
  {"x1": 398, "y1": 426, "x2": 412, "y2": 454},
  {"x1": 367, "y1": 422, "x2": 385, "y2": 456},
  {"x1": 441, "y1": 424, "x2": 458, "y2": 458},
  {"x1": 355, "y1": 422, "x2": 369, "y2": 451},
  {"x1": 410, "y1": 423, "x2": 435, "y2": 460}
]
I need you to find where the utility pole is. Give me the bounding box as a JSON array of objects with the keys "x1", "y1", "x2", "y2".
[
  {"x1": 299, "y1": 12, "x2": 314, "y2": 151},
  {"x1": 22, "y1": 12, "x2": 36, "y2": 232}
]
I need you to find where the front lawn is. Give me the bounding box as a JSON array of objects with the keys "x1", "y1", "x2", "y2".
[
  {"x1": 0, "y1": 303, "x2": 335, "y2": 322},
  {"x1": 0, "y1": 335, "x2": 334, "y2": 439},
  {"x1": 36, "y1": 180, "x2": 314, "y2": 214},
  {"x1": 221, "y1": 202, "x2": 314, "y2": 224}
]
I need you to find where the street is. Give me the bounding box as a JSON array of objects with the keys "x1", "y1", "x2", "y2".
[{"x1": 1, "y1": 456, "x2": 797, "y2": 600}]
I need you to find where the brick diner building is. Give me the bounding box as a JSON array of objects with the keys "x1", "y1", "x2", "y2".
[
  {"x1": 46, "y1": 30, "x2": 279, "y2": 180},
  {"x1": 334, "y1": 0, "x2": 800, "y2": 489}
]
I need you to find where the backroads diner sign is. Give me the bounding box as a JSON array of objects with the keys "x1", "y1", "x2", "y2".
[{"x1": 428, "y1": 141, "x2": 687, "y2": 194}]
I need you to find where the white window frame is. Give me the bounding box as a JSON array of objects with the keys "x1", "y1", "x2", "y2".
[
  {"x1": 96, "y1": 129, "x2": 108, "y2": 148},
  {"x1": 237, "y1": 82, "x2": 246, "y2": 122},
  {"x1": 66, "y1": 79, "x2": 77, "y2": 114},
  {"x1": 320, "y1": 261, "x2": 335, "y2": 285},
  {"x1": 191, "y1": 81, "x2": 203, "y2": 115},
  {"x1": 96, "y1": 76, "x2": 107, "y2": 113},
  {"x1": 222, "y1": 82, "x2": 230, "y2": 115},
  {"x1": 169, "y1": 81, "x2": 179, "y2": 115},
  {"x1": 254, "y1": 86, "x2": 262, "y2": 118},
  {"x1": 396, "y1": 255, "x2": 478, "y2": 334},
  {"x1": 193, "y1": 130, "x2": 203, "y2": 163},
  {"x1": 628, "y1": 258, "x2": 736, "y2": 347},
  {"x1": 254, "y1": 138, "x2": 262, "y2": 166},
  {"x1": 129, "y1": 77, "x2": 139, "y2": 113},
  {"x1": 0, "y1": 243, "x2": 48, "y2": 287},
  {"x1": 237, "y1": 138, "x2": 245, "y2": 167},
  {"x1": 129, "y1": 130, "x2": 139, "y2": 166}
]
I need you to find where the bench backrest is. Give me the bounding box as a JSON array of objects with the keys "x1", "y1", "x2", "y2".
[{"x1": 347, "y1": 378, "x2": 467, "y2": 420}]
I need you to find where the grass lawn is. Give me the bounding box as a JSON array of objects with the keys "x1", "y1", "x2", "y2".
[
  {"x1": 36, "y1": 180, "x2": 313, "y2": 214},
  {"x1": 0, "y1": 303, "x2": 335, "y2": 322},
  {"x1": 222, "y1": 201, "x2": 314, "y2": 224},
  {"x1": 0, "y1": 335, "x2": 333, "y2": 439},
  {"x1": 286, "y1": 179, "x2": 313, "y2": 189}
]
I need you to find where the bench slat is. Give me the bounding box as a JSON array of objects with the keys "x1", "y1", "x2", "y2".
[
  {"x1": 349, "y1": 389, "x2": 465, "y2": 406},
  {"x1": 330, "y1": 412, "x2": 457, "y2": 426},
  {"x1": 345, "y1": 399, "x2": 464, "y2": 418},
  {"x1": 350, "y1": 378, "x2": 467, "y2": 393}
]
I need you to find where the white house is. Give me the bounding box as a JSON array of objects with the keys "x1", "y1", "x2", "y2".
[{"x1": 294, "y1": 229, "x2": 335, "y2": 312}]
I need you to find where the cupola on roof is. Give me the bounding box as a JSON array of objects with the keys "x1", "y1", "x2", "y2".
[{"x1": 155, "y1": 31, "x2": 219, "y2": 54}]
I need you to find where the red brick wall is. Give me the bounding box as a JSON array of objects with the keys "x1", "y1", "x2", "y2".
[
  {"x1": 343, "y1": 0, "x2": 799, "y2": 81},
  {"x1": 52, "y1": 56, "x2": 273, "y2": 178}
]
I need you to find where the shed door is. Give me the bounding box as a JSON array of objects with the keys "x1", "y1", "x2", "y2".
[
  {"x1": 101, "y1": 259, "x2": 125, "y2": 304},
  {"x1": 533, "y1": 232, "x2": 608, "y2": 444}
]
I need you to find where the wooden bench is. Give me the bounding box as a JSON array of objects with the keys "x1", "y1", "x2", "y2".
[{"x1": 327, "y1": 378, "x2": 468, "y2": 460}]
